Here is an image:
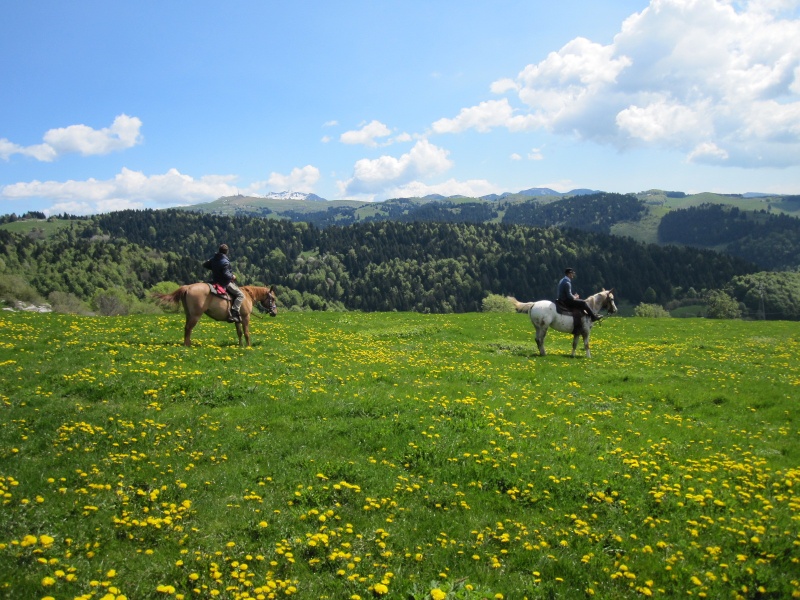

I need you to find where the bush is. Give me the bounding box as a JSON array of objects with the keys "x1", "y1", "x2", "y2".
[
  {"x1": 634, "y1": 303, "x2": 671, "y2": 318},
  {"x1": 93, "y1": 288, "x2": 132, "y2": 316},
  {"x1": 705, "y1": 289, "x2": 742, "y2": 319},
  {"x1": 0, "y1": 274, "x2": 44, "y2": 305},
  {"x1": 482, "y1": 294, "x2": 515, "y2": 313},
  {"x1": 48, "y1": 291, "x2": 92, "y2": 315}
]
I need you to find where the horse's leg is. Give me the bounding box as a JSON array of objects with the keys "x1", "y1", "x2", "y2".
[
  {"x1": 535, "y1": 325, "x2": 547, "y2": 356},
  {"x1": 571, "y1": 334, "x2": 579, "y2": 358},
  {"x1": 184, "y1": 315, "x2": 200, "y2": 347},
  {"x1": 235, "y1": 322, "x2": 243, "y2": 347},
  {"x1": 180, "y1": 295, "x2": 201, "y2": 347},
  {"x1": 584, "y1": 330, "x2": 591, "y2": 358}
]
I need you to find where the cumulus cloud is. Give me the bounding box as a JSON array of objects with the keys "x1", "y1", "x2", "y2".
[
  {"x1": 0, "y1": 114, "x2": 143, "y2": 162},
  {"x1": 266, "y1": 165, "x2": 320, "y2": 191},
  {"x1": 0, "y1": 167, "x2": 253, "y2": 215},
  {"x1": 339, "y1": 139, "x2": 453, "y2": 196},
  {"x1": 340, "y1": 120, "x2": 394, "y2": 147},
  {"x1": 434, "y1": 0, "x2": 800, "y2": 167},
  {"x1": 688, "y1": 142, "x2": 730, "y2": 164},
  {"x1": 432, "y1": 99, "x2": 515, "y2": 134}
]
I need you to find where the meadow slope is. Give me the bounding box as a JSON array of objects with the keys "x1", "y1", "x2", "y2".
[{"x1": 0, "y1": 311, "x2": 798, "y2": 599}]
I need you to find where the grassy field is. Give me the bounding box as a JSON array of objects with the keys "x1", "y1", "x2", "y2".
[{"x1": 0, "y1": 311, "x2": 798, "y2": 599}]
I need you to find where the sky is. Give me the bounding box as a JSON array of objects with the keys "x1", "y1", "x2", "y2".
[{"x1": 1, "y1": 0, "x2": 800, "y2": 217}]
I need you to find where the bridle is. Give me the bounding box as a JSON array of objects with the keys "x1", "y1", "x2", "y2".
[
  {"x1": 602, "y1": 291, "x2": 618, "y2": 315},
  {"x1": 255, "y1": 291, "x2": 278, "y2": 317}
]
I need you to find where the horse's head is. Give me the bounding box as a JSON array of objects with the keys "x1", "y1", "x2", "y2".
[
  {"x1": 603, "y1": 289, "x2": 618, "y2": 315},
  {"x1": 259, "y1": 286, "x2": 278, "y2": 317}
]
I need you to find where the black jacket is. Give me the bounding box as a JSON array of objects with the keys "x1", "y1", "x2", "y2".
[{"x1": 203, "y1": 252, "x2": 234, "y2": 286}]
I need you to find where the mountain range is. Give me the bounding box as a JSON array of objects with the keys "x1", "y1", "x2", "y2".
[{"x1": 259, "y1": 187, "x2": 603, "y2": 203}]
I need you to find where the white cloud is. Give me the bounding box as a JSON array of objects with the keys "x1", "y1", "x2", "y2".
[
  {"x1": 432, "y1": 99, "x2": 515, "y2": 134},
  {"x1": 688, "y1": 142, "x2": 730, "y2": 164},
  {"x1": 434, "y1": 0, "x2": 800, "y2": 167},
  {"x1": 0, "y1": 167, "x2": 253, "y2": 215},
  {"x1": 1, "y1": 114, "x2": 143, "y2": 162},
  {"x1": 490, "y1": 78, "x2": 519, "y2": 94},
  {"x1": 0, "y1": 138, "x2": 23, "y2": 160},
  {"x1": 339, "y1": 139, "x2": 453, "y2": 196},
  {"x1": 616, "y1": 97, "x2": 712, "y2": 144},
  {"x1": 510, "y1": 153, "x2": 522, "y2": 161},
  {"x1": 266, "y1": 165, "x2": 320, "y2": 191},
  {"x1": 528, "y1": 148, "x2": 544, "y2": 161},
  {"x1": 340, "y1": 120, "x2": 393, "y2": 147}
]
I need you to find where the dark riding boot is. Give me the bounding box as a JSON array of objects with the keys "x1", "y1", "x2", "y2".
[
  {"x1": 228, "y1": 309, "x2": 241, "y2": 323},
  {"x1": 589, "y1": 311, "x2": 603, "y2": 322}
]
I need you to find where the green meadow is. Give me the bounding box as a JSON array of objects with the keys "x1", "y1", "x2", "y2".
[{"x1": 0, "y1": 311, "x2": 798, "y2": 599}]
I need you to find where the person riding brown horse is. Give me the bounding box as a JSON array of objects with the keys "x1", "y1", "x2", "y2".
[{"x1": 203, "y1": 243, "x2": 244, "y2": 323}]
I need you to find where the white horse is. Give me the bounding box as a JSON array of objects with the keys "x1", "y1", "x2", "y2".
[{"x1": 507, "y1": 289, "x2": 617, "y2": 358}]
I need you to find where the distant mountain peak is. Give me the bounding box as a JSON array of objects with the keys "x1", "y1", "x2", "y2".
[
  {"x1": 263, "y1": 191, "x2": 326, "y2": 201},
  {"x1": 264, "y1": 191, "x2": 309, "y2": 201}
]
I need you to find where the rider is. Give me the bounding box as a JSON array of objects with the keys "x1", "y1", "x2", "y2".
[
  {"x1": 558, "y1": 268, "x2": 602, "y2": 322},
  {"x1": 203, "y1": 244, "x2": 244, "y2": 323}
]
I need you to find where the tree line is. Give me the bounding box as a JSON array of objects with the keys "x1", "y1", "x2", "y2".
[{"x1": 0, "y1": 209, "x2": 764, "y2": 316}]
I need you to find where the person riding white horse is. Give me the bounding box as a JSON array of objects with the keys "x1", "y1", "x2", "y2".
[
  {"x1": 508, "y1": 278, "x2": 617, "y2": 358},
  {"x1": 558, "y1": 268, "x2": 602, "y2": 322}
]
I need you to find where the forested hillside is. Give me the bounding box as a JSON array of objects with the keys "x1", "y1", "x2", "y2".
[
  {"x1": 0, "y1": 209, "x2": 757, "y2": 314},
  {"x1": 502, "y1": 192, "x2": 645, "y2": 233},
  {"x1": 658, "y1": 204, "x2": 800, "y2": 270}
]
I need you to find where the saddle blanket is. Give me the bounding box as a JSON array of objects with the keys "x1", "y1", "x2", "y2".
[{"x1": 208, "y1": 283, "x2": 229, "y2": 298}]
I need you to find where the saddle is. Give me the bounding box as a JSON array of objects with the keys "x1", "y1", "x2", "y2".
[
  {"x1": 207, "y1": 282, "x2": 230, "y2": 300},
  {"x1": 556, "y1": 300, "x2": 584, "y2": 335}
]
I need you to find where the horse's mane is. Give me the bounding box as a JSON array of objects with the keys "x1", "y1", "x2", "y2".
[{"x1": 242, "y1": 285, "x2": 274, "y2": 301}]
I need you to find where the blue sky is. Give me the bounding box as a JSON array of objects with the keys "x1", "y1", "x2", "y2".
[{"x1": 2, "y1": 0, "x2": 799, "y2": 216}]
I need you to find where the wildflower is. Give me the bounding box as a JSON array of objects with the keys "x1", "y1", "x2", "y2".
[
  {"x1": 373, "y1": 582, "x2": 389, "y2": 595},
  {"x1": 431, "y1": 589, "x2": 446, "y2": 600},
  {"x1": 42, "y1": 577, "x2": 56, "y2": 586}
]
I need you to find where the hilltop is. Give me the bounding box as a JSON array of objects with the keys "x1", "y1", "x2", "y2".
[{"x1": 174, "y1": 188, "x2": 800, "y2": 270}]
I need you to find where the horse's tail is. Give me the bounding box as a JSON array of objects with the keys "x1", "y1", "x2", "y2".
[
  {"x1": 506, "y1": 296, "x2": 535, "y2": 313},
  {"x1": 151, "y1": 286, "x2": 189, "y2": 307}
]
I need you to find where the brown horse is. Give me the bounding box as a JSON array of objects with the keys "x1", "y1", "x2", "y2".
[{"x1": 154, "y1": 284, "x2": 277, "y2": 347}]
